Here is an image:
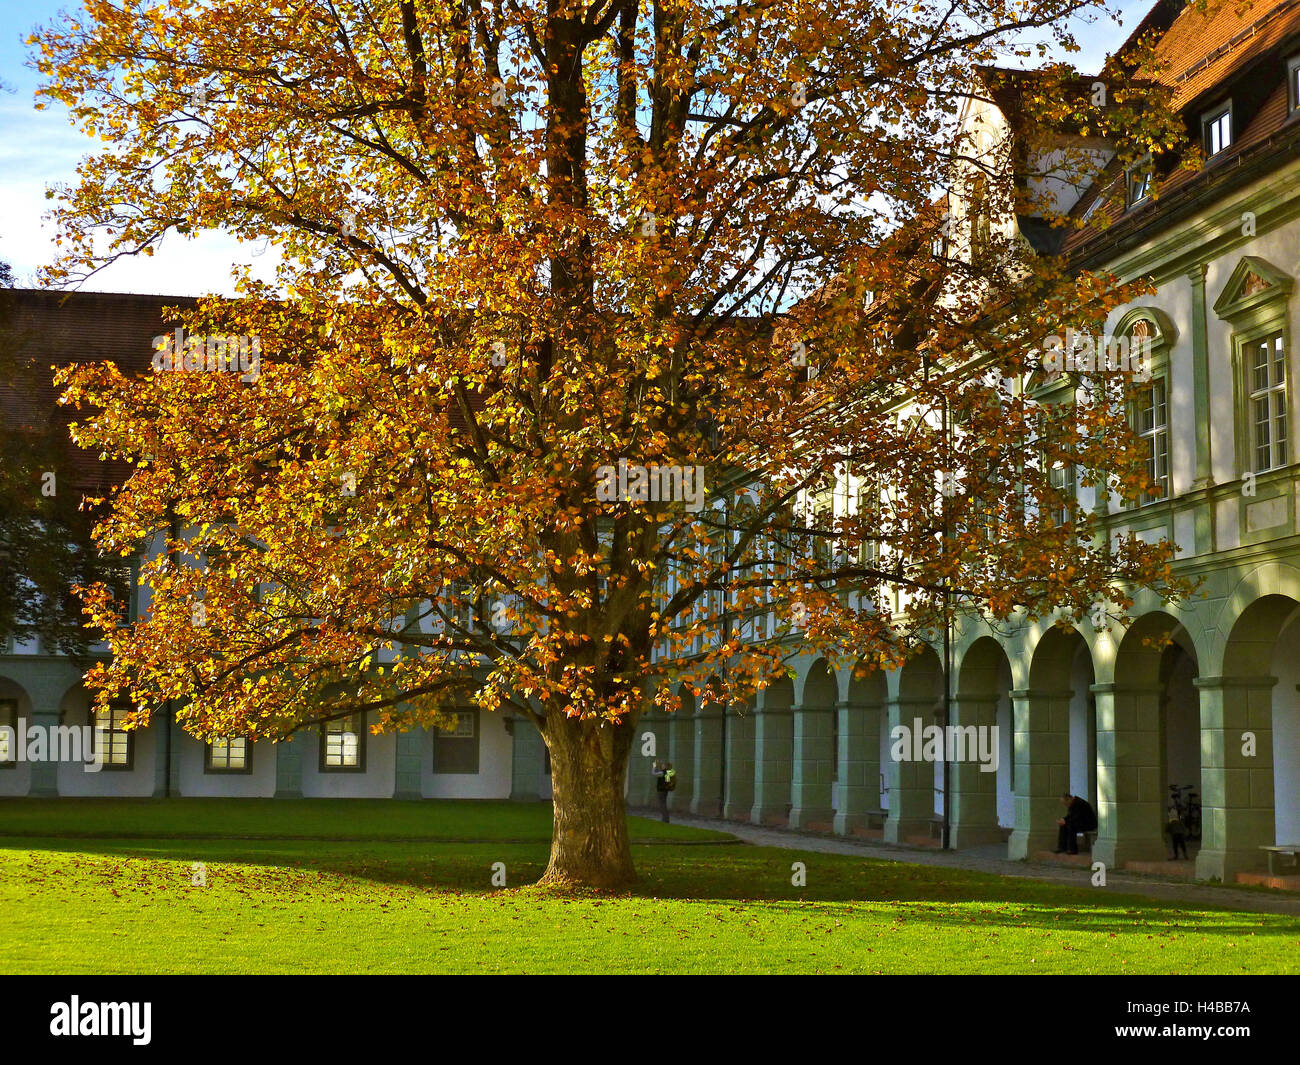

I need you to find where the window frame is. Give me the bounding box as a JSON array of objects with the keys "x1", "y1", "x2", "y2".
[
  {"x1": 1288, "y1": 54, "x2": 1300, "y2": 116},
  {"x1": 204, "y1": 735, "x2": 253, "y2": 775},
  {"x1": 1201, "y1": 101, "x2": 1233, "y2": 158},
  {"x1": 1245, "y1": 330, "x2": 1289, "y2": 474},
  {"x1": 1125, "y1": 156, "x2": 1154, "y2": 210},
  {"x1": 1134, "y1": 373, "x2": 1171, "y2": 505},
  {"x1": 319, "y1": 713, "x2": 367, "y2": 773},
  {"x1": 92, "y1": 699, "x2": 135, "y2": 771},
  {"x1": 432, "y1": 710, "x2": 481, "y2": 775},
  {"x1": 1217, "y1": 259, "x2": 1296, "y2": 490},
  {"x1": 1112, "y1": 309, "x2": 1176, "y2": 510},
  {"x1": 0, "y1": 699, "x2": 17, "y2": 767}
]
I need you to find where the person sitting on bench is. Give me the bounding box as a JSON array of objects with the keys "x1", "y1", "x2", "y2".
[{"x1": 1054, "y1": 792, "x2": 1097, "y2": 855}]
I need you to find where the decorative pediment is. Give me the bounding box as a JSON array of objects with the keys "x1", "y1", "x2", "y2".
[
  {"x1": 1213, "y1": 256, "x2": 1293, "y2": 323},
  {"x1": 1113, "y1": 306, "x2": 1177, "y2": 351}
]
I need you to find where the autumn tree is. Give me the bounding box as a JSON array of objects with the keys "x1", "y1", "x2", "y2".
[{"x1": 38, "y1": 0, "x2": 1189, "y2": 888}]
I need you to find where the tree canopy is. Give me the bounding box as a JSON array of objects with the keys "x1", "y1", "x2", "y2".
[{"x1": 35, "y1": 0, "x2": 1190, "y2": 886}]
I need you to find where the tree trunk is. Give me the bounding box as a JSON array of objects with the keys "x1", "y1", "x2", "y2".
[{"x1": 538, "y1": 714, "x2": 637, "y2": 891}]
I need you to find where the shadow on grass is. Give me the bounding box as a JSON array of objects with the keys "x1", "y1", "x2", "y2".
[{"x1": 4, "y1": 833, "x2": 1295, "y2": 938}]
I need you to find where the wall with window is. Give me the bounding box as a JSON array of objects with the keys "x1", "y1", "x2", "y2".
[
  {"x1": 419, "y1": 710, "x2": 513, "y2": 799},
  {"x1": 0, "y1": 681, "x2": 33, "y2": 796},
  {"x1": 176, "y1": 732, "x2": 276, "y2": 797},
  {"x1": 297, "y1": 711, "x2": 397, "y2": 798},
  {"x1": 55, "y1": 687, "x2": 159, "y2": 797}
]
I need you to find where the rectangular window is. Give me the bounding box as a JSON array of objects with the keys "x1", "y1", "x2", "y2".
[
  {"x1": 1137, "y1": 376, "x2": 1170, "y2": 504},
  {"x1": 857, "y1": 479, "x2": 881, "y2": 570},
  {"x1": 1126, "y1": 160, "x2": 1153, "y2": 208},
  {"x1": 92, "y1": 700, "x2": 134, "y2": 770},
  {"x1": 1203, "y1": 105, "x2": 1232, "y2": 156},
  {"x1": 205, "y1": 736, "x2": 252, "y2": 774},
  {"x1": 0, "y1": 699, "x2": 16, "y2": 766},
  {"x1": 1048, "y1": 460, "x2": 1075, "y2": 526},
  {"x1": 1289, "y1": 55, "x2": 1300, "y2": 114},
  {"x1": 1250, "y1": 333, "x2": 1288, "y2": 472},
  {"x1": 433, "y1": 710, "x2": 480, "y2": 774},
  {"x1": 320, "y1": 713, "x2": 366, "y2": 771}
]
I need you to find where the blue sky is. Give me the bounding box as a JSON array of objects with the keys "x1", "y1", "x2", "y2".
[{"x1": 0, "y1": 0, "x2": 1156, "y2": 297}]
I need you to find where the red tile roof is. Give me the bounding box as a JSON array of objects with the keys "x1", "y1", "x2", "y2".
[
  {"x1": 1062, "y1": 0, "x2": 1300, "y2": 260},
  {"x1": 0, "y1": 289, "x2": 195, "y2": 497}
]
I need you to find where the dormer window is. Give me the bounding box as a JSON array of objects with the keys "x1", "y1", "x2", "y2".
[
  {"x1": 1126, "y1": 158, "x2": 1153, "y2": 209},
  {"x1": 1289, "y1": 54, "x2": 1300, "y2": 115},
  {"x1": 1202, "y1": 103, "x2": 1232, "y2": 157}
]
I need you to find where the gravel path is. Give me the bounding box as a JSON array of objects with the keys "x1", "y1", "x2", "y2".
[{"x1": 634, "y1": 808, "x2": 1300, "y2": 917}]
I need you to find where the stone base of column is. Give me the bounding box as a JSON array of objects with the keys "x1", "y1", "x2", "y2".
[
  {"x1": 949, "y1": 824, "x2": 1006, "y2": 848},
  {"x1": 1195, "y1": 846, "x2": 1268, "y2": 882},
  {"x1": 750, "y1": 802, "x2": 789, "y2": 826},
  {"x1": 1008, "y1": 827, "x2": 1056, "y2": 860},
  {"x1": 884, "y1": 817, "x2": 933, "y2": 844},
  {"x1": 788, "y1": 806, "x2": 834, "y2": 831},
  {"x1": 1092, "y1": 835, "x2": 1167, "y2": 867},
  {"x1": 832, "y1": 810, "x2": 868, "y2": 835},
  {"x1": 722, "y1": 800, "x2": 749, "y2": 821},
  {"x1": 690, "y1": 797, "x2": 722, "y2": 817}
]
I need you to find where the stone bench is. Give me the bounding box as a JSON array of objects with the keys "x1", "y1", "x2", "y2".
[{"x1": 1261, "y1": 845, "x2": 1300, "y2": 876}]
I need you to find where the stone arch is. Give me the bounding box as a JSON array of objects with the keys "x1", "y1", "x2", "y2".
[
  {"x1": 1007, "y1": 624, "x2": 1094, "y2": 859},
  {"x1": 884, "y1": 644, "x2": 945, "y2": 845},
  {"x1": 690, "y1": 675, "x2": 727, "y2": 817},
  {"x1": 952, "y1": 637, "x2": 1014, "y2": 845},
  {"x1": 750, "y1": 674, "x2": 795, "y2": 826},
  {"x1": 1203, "y1": 592, "x2": 1300, "y2": 875},
  {"x1": 790, "y1": 658, "x2": 838, "y2": 830},
  {"x1": 835, "y1": 662, "x2": 888, "y2": 836},
  {"x1": 0, "y1": 675, "x2": 35, "y2": 797},
  {"x1": 1097, "y1": 612, "x2": 1200, "y2": 867},
  {"x1": 722, "y1": 687, "x2": 758, "y2": 822},
  {"x1": 667, "y1": 683, "x2": 696, "y2": 816}
]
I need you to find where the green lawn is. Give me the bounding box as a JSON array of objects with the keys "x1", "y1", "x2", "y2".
[
  {"x1": 0, "y1": 796, "x2": 723, "y2": 842},
  {"x1": 1, "y1": 800, "x2": 1297, "y2": 974}
]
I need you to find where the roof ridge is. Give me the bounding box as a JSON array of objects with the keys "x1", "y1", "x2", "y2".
[{"x1": 1172, "y1": 0, "x2": 1300, "y2": 83}]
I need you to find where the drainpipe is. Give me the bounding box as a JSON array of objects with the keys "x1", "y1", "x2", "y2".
[
  {"x1": 941, "y1": 389, "x2": 952, "y2": 852},
  {"x1": 164, "y1": 515, "x2": 179, "y2": 798},
  {"x1": 719, "y1": 494, "x2": 731, "y2": 816}
]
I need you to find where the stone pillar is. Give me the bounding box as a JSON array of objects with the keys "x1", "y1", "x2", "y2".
[
  {"x1": 789, "y1": 703, "x2": 835, "y2": 830},
  {"x1": 509, "y1": 718, "x2": 548, "y2": 801},
  {"x1": 722, "y1": 708, "x2": 755, "y2": 820},
  {"x1": 626, "y1": 715, "x2": 667, "y2": 807},
  {"x1": 883, "y1": 696, "x2": 939, "y2": 844},
  {"x1": 1188, "y1": 263, "x2": 1212, "y2": 488},
  {"x1": 1195, "y1": 676, "x2": 1276, "y2": 880},
  {"x1": 394, "y1": 728, "x2": 425, "y2": 799},
  {"x1": 28, "y1": 708, "x2": 60, "y2": 797},
  {"x1": 691, "y1": 704, "x2": 725, "y2": 817},
  {"x1": 273, "y1": 738, "x2": 302, "y2": 798},
  {"x1": 949, "y1": 693, "x2": 1004, "y2": 847},
  {"x1": 1092, "y1": 683, "x2": 1167, "y2": 866},
  {"x1": 833, "y1": 700, "x2": 880, "y2": 835},
  {"x1": 750, "y1": 699, "x2": 793, "y2": 825},
  {"x1": 150, "y1": 711, "x2": 175, "y2": 797},
  {"x1": 667, "y1": 710, "x2": 695, "y2": 816},
  {"x1": 1007, "y1": 688, "x2": 1072, "y2": 859}
]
